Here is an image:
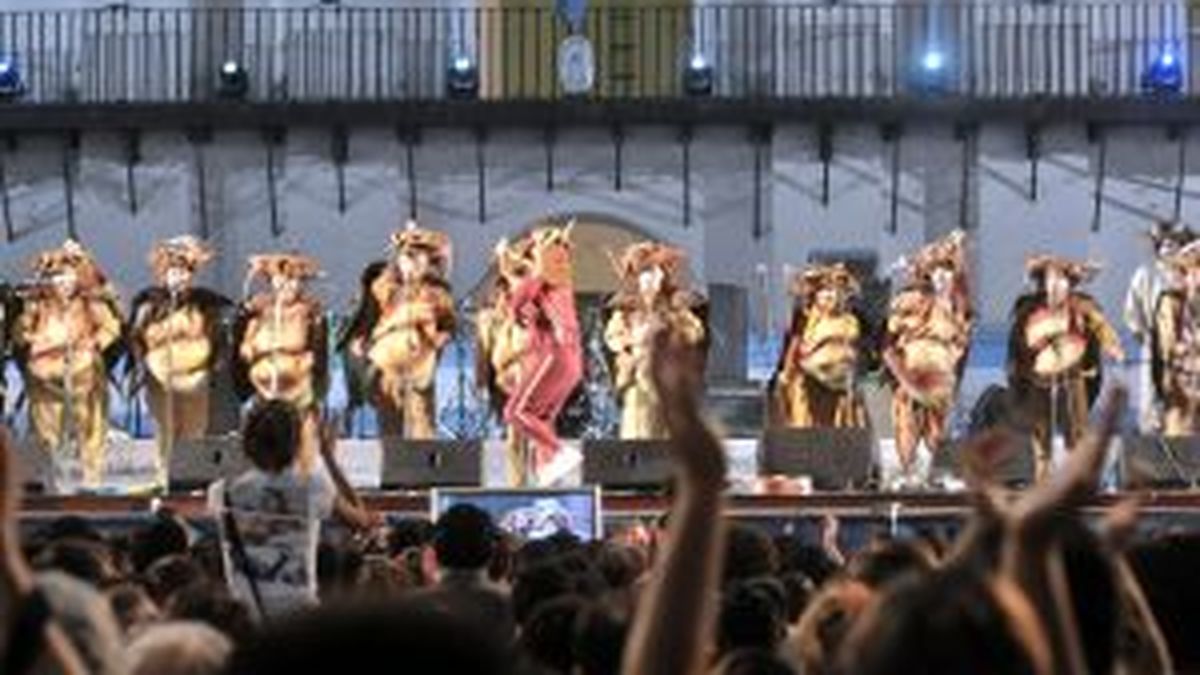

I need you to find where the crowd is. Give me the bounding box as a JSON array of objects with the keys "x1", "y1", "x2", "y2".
[{"x1": 2, "y1": 334, "x2": 1200, "y2": 675}]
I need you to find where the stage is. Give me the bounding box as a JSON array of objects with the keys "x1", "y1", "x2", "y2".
[{"x1": 19, "y1": 489, "x2": 1200, "y2": 552}]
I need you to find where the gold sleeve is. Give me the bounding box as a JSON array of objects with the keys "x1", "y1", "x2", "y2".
[
  {"x1": 1084, "y1": 299, "x2": 1125, "y2": 361},
  {"x1": 604, "y1": 309, "x2": 632, "y2": 354},
  {"x1": 1155, "y1": 295, "x2": 1180, "y2": 391},
  {"x1": 673, "y1": 307, "x2": 705, "y2": 345},
  {"x1": 91, "y1": 297, "x2": 124, "y2": 351}
]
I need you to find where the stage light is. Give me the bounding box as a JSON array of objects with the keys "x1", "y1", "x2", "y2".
[
  {"x1": 921, "y1": 50, "x2": 945, "y2": 72},
  {"x1": 216, "y1": 59, "x2": 249, "y2": 99},
  {"x1": 446, "y1": 54, "x2": 479, "y2": 100},
  {"x1": 910, "y1": 47, "x2": 951, "y2": 94},
  {"x1": 683, "y1": 52, "x2": 713, "y2": 97},
  {"x1": 0, "y1": 56, "x2": 26, "y2": 100},
  {"x1": 1142, "y1": 48, "x2": 1183, "y2": 95}
]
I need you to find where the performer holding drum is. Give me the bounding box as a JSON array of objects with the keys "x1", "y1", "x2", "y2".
[
  {"x1": 477, "y1": 236, "x2": 533, "y2": 485},
  {"x1": 883, "y1": 231, "x2": 973, "y2": 488},
  {"x1": 129, "y1": 236, "x2": 232, "y2": 490},
  {"x1": 771, "y1": 263, "x2": 870, "y2": 429},
  {"x1": 12, "y1": 240, "x2": 124, "y2": 491},
  {"x1": 604, "y1": 242, "x2": 705, "y2": 440},
  {"x1": 234, "y1": 254, "x2": 328, "y2": 471},
  {"x1": 1008, "y1": 255, "x2": 1124, "y2": 481},
  {"x1": 342, "y1": 221, "x2": 456, "y2": 440},
  {"x1": 1152, "y1": 241, "x2": 1200, "y2": 437}
]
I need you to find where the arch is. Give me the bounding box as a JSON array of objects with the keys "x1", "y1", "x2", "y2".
[{"x1": 464, "y1": 210, "x2": 700, "y2": 299}]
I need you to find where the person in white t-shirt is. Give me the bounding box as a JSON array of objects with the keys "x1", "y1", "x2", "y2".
[{"x1": 208, "y1": 400, "x2": 377, "y2": 620}]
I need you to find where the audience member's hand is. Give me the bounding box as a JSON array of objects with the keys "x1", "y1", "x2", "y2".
[
  {"x1": 650, "y1": 330, "x2": 726, "y2": 491},
  {"x1": 1011, "y1": 385, "x2": 1126, "y2": 548},
  {"x1": 1, "y1": 428, "x2": 23, "y2": 575}
]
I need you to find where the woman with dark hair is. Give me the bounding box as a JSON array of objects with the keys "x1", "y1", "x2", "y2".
[{"x1": 206, "y1": 400, "x2": 376, "y2": 620}]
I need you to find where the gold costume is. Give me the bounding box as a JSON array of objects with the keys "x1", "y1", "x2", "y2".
[
  {"x1": 772, "y1": 264, "x2": 868, "y2": 429},
  {"x1": 130, "y1": 237, "x2": 231, "y2": 488},
  {"x1": 234, "y1": 254, "x2": 328, "y2": 472},
  {"x1": 342, "y1": 222, "x2": 456, "y2": 440},
  {"x1": 1152, "y1": 242, "x2": 1200, "y2": 437},
  {"x1": 884, "y1": 232, "x2": 973, "y2": 478},
  {"x1": 603, "y1": 242, "x2": 705, "y2": 439},
  {"x1": 476, "y1": 274, "x2": 529, "y2": 486},
  {"x1": 1008, "y1": 256, "x2": 1124, "y2": 481},
  {"x1": 13, "y1": 241, "x2": 124, "y2": 490}
]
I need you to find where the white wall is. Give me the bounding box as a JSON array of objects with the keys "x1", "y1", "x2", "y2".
[{"x1": 0, "y1": 120, "x2": 1189, "y2": 338}]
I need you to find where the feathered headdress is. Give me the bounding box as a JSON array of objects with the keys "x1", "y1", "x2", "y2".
[
  {"x1": 1025, "y1": 254, "x2": 1100, "y2": 287},
  {"x1": 149, "y1": 235, "x2": 214, "y2": 280},
  {"x1": 390, "y1": 219, "x2": 451, "y2": 276},
  {"x1": 790, "y1": 263, "x2": 861, "y2": 301}
]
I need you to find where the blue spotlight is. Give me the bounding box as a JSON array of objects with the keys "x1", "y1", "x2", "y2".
[
  {"x1": 216, "y1": 59, "x2": 249, "y2": 99},
  {"x1": 683, "y1": 52, "x2": 713, "y2": 97},
  {"x1": 910, "y1": 47, "x2": 952, "y2": 94},
  {"x1": 1142, "y1": 48, "x2": 1183, "y2": 95},
  {"x1": 0, "y1": 56, "x2": 26, "y2": 99},
  {"x1": 447, "y1": 54, "x2": 479, "y2": 99},
  {"x1": 921, "y1": 49, "x2": 945, "y2": 72}
]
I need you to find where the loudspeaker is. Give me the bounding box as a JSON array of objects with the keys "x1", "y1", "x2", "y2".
[
  {"x1": 582, "y1": 439, "x2": 676, "y2": 489},
  {"x1": 380, "y1": 439, "x2": 482, "y2": 489},
  {"x1": 169, "y1": 435, "x2": 251, "y2": 492},
  {"x1": 759, "y1": 427, "x2": 875, "y2": 490},
  {"x1": 705, "y1": 284, "x2": 748, "y2": 383},
  {"x1": 1119, "y1": 434, "x2": 1200, "y2": 488},
  {"x1": 932, "y1": 435, "x2": 1036, "y2": 488}
]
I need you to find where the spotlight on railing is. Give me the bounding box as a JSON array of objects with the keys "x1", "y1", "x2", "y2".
[
  {"x1": 1142, "y1": 49, "x2": 1183, "y2": 96},
  {"x1": 0, "y1": 57, "x2": 26, "y2": 100},
  {"x1": 447, "y1": 55, "x2": 479, "y2": 100},
  {"x1": 683, "y1": 53, "x2": 713, "y2": 97},
  {"x1": 217, "y1": 59, "x2": 249, "y2": 99},
  {"x1": 911, "y1": 48, "x2": 951, "y2": 94}
]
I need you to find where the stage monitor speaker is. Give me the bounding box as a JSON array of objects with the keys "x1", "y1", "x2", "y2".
[
  {"x1": 1119, "y1": 434, "x2": 1200, "y2": 489},
  {"x1": 380, "y1": 439, "x2": 482, "y2": 489},
  {"x1": 169, "y1": 435, "x2": 251, "y2": 492},
  {"x1": 931, "y1": 435, "x2": 1035, "y2": 488},
  {"x1": 759, "y1": 427, "x2": 875, "y2": 490},
  {"x1": 583, "y1": 439, "x2": 676, "y2": 490}
]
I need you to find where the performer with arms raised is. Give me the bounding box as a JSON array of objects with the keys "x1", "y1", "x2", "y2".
[
  {"x1": 1008, "y1": 255, "x2": 1124, "y2": 481},
  {"x1": 496, "y1": 222, "x2": 584, "y2": 486},
  {"x1": 341, "y1": 221, "x2": 455, "y2": 440},
  {"x1": 12, "y1": 240, "x2": 124, "y2": 491},
  {"x1": 129, "y1": 236, "x2": 232, "y2": 490}
]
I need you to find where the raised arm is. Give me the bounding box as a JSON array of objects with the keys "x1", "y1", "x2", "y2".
[
  {"x1": 621, "y1": 331, "x2": 728, "y2": 675},
  {"x1": 1, "y1": 429, "x2": 88, "y2": 675}
]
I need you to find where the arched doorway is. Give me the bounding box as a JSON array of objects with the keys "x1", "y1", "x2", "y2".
[{"x1": 468, "y1": 212, "x2": 683, "y2": 304}]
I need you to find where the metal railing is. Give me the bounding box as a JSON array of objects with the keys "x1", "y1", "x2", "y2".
[{"x1": 0, "y1": 2, "x2": 1194, "y2": 105}]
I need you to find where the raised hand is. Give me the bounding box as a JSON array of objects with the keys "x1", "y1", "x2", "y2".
[{"x1": 649, "y1": 329, "x2": 726, "y2": 491}]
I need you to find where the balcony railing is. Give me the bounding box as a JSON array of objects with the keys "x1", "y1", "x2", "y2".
[{"x1": 0, "y1": 2, "x2": 1194, "y2": 105}]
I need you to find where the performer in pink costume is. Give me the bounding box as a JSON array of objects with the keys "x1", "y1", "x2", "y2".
[{"x1": 498, "y1": 222, "x2": 584, "y2": 485}]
